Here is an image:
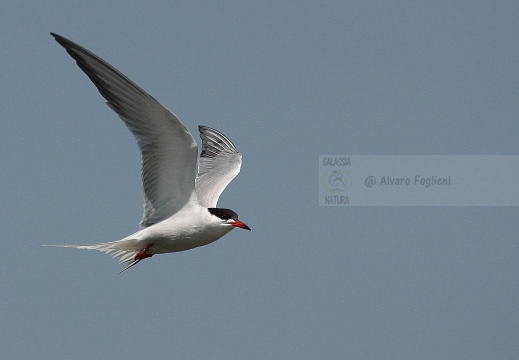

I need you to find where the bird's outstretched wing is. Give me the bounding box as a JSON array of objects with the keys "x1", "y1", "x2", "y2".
[
  {"x1": 52, "y1": 33, "x2": 199, "y2": 227},
  {"x1": 195, "y1": 126, "x2": 242, "y2": 208}
]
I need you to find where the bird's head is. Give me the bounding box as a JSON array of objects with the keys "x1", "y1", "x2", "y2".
[{"x1": 208, "y1": 208, "x2": 251, "y2": 231}]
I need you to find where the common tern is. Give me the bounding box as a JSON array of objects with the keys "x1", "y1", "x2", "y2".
[{"x1": 46, "y1": 33, "x2": 250, "y2": 273}]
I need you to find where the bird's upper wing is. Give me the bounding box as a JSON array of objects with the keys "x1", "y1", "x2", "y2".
[
  {"x1": 195, "y1": 126, "x2": 242, "y2": 208},
  {"x1": 52, "y1": 33, "x2": 199, "y2": 227}
]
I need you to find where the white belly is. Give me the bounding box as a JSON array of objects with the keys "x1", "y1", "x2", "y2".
[{"x1": 128, "y1": 211, "x2": 234, "y2": 254}]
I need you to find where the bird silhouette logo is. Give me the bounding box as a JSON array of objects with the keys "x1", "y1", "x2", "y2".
[{"x1": 322, "y1": 169, "x2": 352, "y2": 194}]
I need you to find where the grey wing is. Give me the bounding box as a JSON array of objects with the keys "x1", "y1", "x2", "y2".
[
  {"x1": 195, "y1": 126, "x2": 242, "y2": 208},
  {"x1": 52, "y1": 33, "x2": 199, "y2": 227}
]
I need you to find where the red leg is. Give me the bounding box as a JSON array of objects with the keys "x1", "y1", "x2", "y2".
[{"x1": 135, "y1": 243, "x2": 154, "y2": 260}]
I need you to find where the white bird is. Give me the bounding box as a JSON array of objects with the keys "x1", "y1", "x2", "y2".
[{"x1": 46, "y1": 33, "x2": 250, "y2": 273}]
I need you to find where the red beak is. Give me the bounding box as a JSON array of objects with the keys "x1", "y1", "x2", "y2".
[{"x1": 231, "y1": 220, "x2": 251, "y2": 231}]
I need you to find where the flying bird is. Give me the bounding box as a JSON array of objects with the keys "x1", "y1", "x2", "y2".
[{"x1": 46, "y1": 33, "x2": 250, "y2": 273}]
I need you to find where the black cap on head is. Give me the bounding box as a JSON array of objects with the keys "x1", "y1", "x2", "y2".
[
  {"x1": 208, "y1": 208, "x2": 238, "y2": 220},
  {"x1": 208, "y1": 208, "x2": 251, "y2": 230}
]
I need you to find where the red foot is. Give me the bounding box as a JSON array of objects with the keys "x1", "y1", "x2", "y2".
[{"x1": 135, "y1": 243, "x2": 154, "y2": 260}]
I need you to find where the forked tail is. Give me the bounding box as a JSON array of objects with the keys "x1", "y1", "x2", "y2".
[{"x1": 43, "y1": 240, "x2": 154, "y2": 273}]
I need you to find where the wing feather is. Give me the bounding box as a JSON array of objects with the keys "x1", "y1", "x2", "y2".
[
  {"x1": 195, "y1": 126, "x2": 242, "y2": 207},
  {"x1": 52, "y1": 33, "x2": 198, "y2": 227}
]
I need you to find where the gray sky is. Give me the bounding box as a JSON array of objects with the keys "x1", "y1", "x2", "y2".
[{"x1": 2, "y1": 1, "x2": 519, "y2": 359}]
